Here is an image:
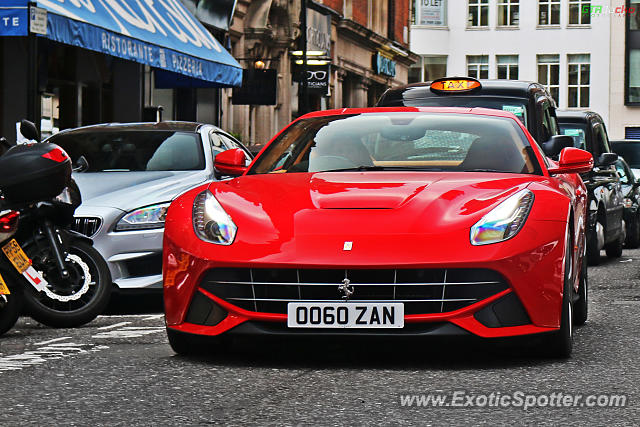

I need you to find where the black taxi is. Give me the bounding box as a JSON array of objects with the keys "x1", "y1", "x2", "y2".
[
  {"x1": 376, "y1": 77, "x2": 572, "y2": 155},
  {"x1": 557, "y1": 110, "x2": 624, "y2": 264}
]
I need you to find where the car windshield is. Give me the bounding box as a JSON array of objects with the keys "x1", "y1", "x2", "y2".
[
  {"x1": 49, "y1": 130, "x2": 204, "y2": 172},
  {"x1": 249, "y1": 112, "x2": 540, "y2": 175},
  {"x1": 397, "y1": 97, "x2": 529, "y2": 127},
  {"x1": 559, "y1": 124, "x2": 587, "y2": 149},
  {"x1": 612, "y1": 143, "x2": 640, "y2": 169}
]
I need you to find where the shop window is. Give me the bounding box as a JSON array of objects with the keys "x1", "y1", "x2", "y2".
[
  {"x1": 568, "y1": 54, "x2": 590, "y2": 108},
  {"x1": 537, "y1": 54, "x2": 560, "y2": 103},
  {"x1": 629, "y1": 50, "x2": 640, "y2": 103},
  {"x1": 497, "y1": 0, "x2": 519, "y2": 26},
  {"x1": 468, "y1": 0, "x2": 489, "y2": 27},
  {"x1": 467, "y1": 55, "x2": 488, "y2": 79},
  {"x1": 497, "y1": 55, "x2": 518, "y2": 80},
  {"x1": 538, "y1": 0, "x2": 560, "y2": 25},
  {"x1": 424, "y1": 56, "x2": 447, "y2": 81},
  {"x1": 569, "y1": 0, "x2": 591, "y2": 25}
]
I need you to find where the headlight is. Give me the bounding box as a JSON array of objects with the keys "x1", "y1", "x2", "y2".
[
  {"x1": 116, "y1": 202, "x2": 170, "y2": 231},
  {"x1": 193, "y1": 190, "x2": 237, "y2": 245},
  {"x1": 470, "y1": 189, "x2": 534, "y2": 246}
]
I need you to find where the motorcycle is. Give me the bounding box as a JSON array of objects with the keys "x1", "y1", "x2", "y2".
[
  {"x1": 0, "y1": 209, "x2": 23, "y2": 336},
  {"x1": 0, "y1": 120, "x2": 112, "y2": 328}
]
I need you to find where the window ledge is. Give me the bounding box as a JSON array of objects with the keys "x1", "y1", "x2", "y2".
[
  {"x1": 567, "y1": 24, "x2": 592, "y2": 29},
  {"x1": 465, "y1": 26, "x2": 490, "y2": 30},
  {"x1": 412, "y1": 25, "x2": 449, "y2": 30},
  {"x1": 536, "y1": 24, "x2": 561, "y2": 29},
  {"x1": 495, "y1": 25, "x2": 520, "y2": 30}
]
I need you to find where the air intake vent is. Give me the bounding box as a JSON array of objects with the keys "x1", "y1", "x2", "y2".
[{"x1": 72, "y1": 216, "x2": 102, "y2": 237}]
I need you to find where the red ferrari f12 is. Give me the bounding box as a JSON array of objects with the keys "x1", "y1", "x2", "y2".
[{"x1": 163, "y1": 107, "x2": 593, "y2": 358}]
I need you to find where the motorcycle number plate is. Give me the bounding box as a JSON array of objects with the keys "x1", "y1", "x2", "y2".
[
  {"x1": 1, "y1": 239, "x2": 32, "y2": 274},
  {"x1": 0, "y1": 272, "x2": 9, "y2": 295}
]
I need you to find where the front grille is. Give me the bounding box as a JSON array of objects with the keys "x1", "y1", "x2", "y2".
[
  {"x1": 200, "y1": 268, "x2": 509, "y2": 315},
  {"x1": 72, "y1": 216, "x2": 102, "y2": 237}
]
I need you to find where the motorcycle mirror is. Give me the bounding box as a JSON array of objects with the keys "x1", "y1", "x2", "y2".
[
  {"x1": 20, "y1": 119, "x2": 39, "y2": 142},
  {"x1": 73, "y1": 155, "x2": 89, "y2": 173}
]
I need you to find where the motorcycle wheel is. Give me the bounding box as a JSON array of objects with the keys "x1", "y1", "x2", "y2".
[
  {"x1": 0, "y1": 272, "x2": 23, "y2": 336},
  {"x1": 23, "y1": 239, "x2": 112, "y2": 328}
]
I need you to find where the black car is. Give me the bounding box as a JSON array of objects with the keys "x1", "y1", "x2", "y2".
[
  {"x1": 615, "y1": 158, "x2": 640, "y2": 248},
  {"x1": 611, "y1": 140, "x2": 640, "y2": 171},
  {"x1": 376, "y1": 77, "x2": 572, "y2": 154},
  {"x1": 557, "y1": 110, "x2": 624, "y2": 264}
]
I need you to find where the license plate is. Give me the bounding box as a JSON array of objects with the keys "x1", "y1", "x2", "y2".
[
  {"x1": 1, "y1": 239, "x2": 31, "y2": 274},
  {"x1": 287, "y1": 302, "x2": 404, "y2": 328},
  {"x1": 0, "y1": 272, "x2": 9, "y2": 295}
]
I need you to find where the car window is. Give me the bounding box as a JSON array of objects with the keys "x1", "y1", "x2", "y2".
[
  {"x1": 540, "y1": 101, "x2": 553, "y2": 143},
  {"x1": 593, "y1": 124, "x2": 610, "y2": 160},
  {"x1": 395, "y1": 97, "x2": 529, "y2": 127},
  {"x1": 51, "y1": 130, "x2": 204, "y2": 172},
  {"x1": 612, "y1": 143, "x2": 640, "y2": 169},
  {"x1": 559, "y1": 124, "x2": 587, "y2": 149},
  {"x1": 249, "y1": 112, "x2": 541, "y2": 175},
  {"x1": 616, "y1": 161, "x2": 630, "y2": 184}
]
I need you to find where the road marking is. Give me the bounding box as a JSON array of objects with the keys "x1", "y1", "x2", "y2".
[
  {"x1": 34, "y1": 336, "x2": 71, "y2": 346},
  {"x1": 620, "y1": 259, "x2": 634, "y2": 263},
  {"x1": 613, "y1": 300, "x2": 640, "y2": 305},
  {"x1": 97, "y1": 321, "x2": 131, "y2": 330},
  {"x1": 143, "y1": 314, "x2": 164, "y2": 321},
  {"x1": 92, "y1": 326, "x2": 165, "y2": 339}
]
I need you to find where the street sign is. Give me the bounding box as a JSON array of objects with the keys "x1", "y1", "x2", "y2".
[{"x1": 29, "y1": 6, "x2": 47, "y2": 36}]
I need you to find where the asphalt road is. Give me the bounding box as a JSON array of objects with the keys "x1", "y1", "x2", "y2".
[{"x1": 1, "y1": 250, "x2": 639, "y2": 425}]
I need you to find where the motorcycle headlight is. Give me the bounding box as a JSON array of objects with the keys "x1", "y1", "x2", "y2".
[
  {"x1": 193, "y1": 190, "x2": 237, "y2": 245},
  {"x1": 116, "y1": 202, "x2": 170, "y2": 231},
  {"x1": 470, "y1": 189, "x2": 534, "y2": 246}
]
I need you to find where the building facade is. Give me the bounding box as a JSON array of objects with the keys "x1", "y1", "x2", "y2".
[
  {"x1": 409, "y1": 0, "x2": 612, "y2": 127},
  {"x1": 221, "y1": 0, "x2": 418, "y2": 146},
  {"x1": 609, "y1": 0, "x2": 640, "y2": 139}
]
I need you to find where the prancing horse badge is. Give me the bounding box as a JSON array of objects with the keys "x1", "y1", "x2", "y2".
[{"x1": 343, "y1": 241, "x2": 353, "y2": 251}]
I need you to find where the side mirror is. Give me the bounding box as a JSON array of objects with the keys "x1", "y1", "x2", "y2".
[
  {"x1": 543, "y1": 135, "x2": 574, "y2": 158},
  {"x1": 548, "y1": 147, "x2": 594, "y2": 175},
  {"x1": 597, "y1": 152, "x2": 618, "y2": 167},
  {"x1": 20, "y1": 119, "x2": 39, "y2": 142},
  {"x1": 214, "y1": 148, "x2": 247, "y2": 177},
  {"x1": 73, "y1": 155, "x2": 89, "y2": 173}
]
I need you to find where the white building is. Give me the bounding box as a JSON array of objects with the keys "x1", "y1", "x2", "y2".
[{"x1": 409, "y1": 0, "x2": 614, "y2": 129}]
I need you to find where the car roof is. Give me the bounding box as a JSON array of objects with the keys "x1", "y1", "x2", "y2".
[
  {"x1": 299, "y1": 106, "x2": 522, "y2": 120},
  {"x1": 378, "y1": 79, "x2": 554, "y2": 106},
  {"x1": 49, "y1": 121, "x2": 212, "y2": 137},
  {"x1": 556, "y1": 110, "x2": 602, "y2": 123}
]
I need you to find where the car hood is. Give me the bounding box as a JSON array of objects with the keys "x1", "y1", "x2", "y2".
[
  {"x1": 208, "y1": 172, "x2": 553, "y2": 244},
  {"x1": 74, "y1": 171, "x2": 209, "y2": 211}
]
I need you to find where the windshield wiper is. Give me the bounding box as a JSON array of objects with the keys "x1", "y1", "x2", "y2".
[
  {"x1": 321, "y1": 166, "x2": 445, "y2": 172},
  {"x1": 462, "y1": 168, "x2": 507, "y2": 173}
]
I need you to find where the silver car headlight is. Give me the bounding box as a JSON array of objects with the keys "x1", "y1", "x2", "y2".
[
  {"x1": 193, "y1": 190, "x2": 237, "y2": 245},
  {"x1": 116, "y1": 202, "x2": 170, "y2": 231},
  {"x1": 470, "y1": 189, "x2": 534, "y2": 246}
]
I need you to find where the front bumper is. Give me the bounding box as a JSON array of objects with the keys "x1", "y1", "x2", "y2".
[{"x1": 74, "y1": 205, "x2": 164, "y2": 290}]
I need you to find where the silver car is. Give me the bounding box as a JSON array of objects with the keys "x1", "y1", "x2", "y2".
[{"x1": 47, "y1": 122, "x2": 252, "y2": 290}]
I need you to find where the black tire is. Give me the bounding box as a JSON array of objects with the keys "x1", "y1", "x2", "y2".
[
  {"x1": 166, "y1": 328, "x2": 224, "y2": 356},
  {"x1": 586, "y1": 226, "x2": 600, "y2": 266},
  {"x1": 625, "y1": 215, "x2": 640, "y2": 249},
  {"x1": 0, "y1": 272, "x2": 23, "y2": 337},
  {"x1": 543, "y1": 232, "x2": 573, "y2": 358},
  {"x1": 573, "y1": 247, "x2": 588, "y2": 326},
  {"x1": 605, "y1": 229, "x2": 624, "y2": 258},
  {"x1": 23, "y1": 240, "x2": 112, "y2": 328}
]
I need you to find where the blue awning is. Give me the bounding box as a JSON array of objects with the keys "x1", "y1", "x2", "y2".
[{"x1": 1, "y1": 0, "x2": 241, "y2": 87}]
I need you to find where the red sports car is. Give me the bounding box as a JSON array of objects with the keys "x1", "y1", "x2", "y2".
[{"x1": 163, "y1": 107, "x2": 593, "y2": 357}]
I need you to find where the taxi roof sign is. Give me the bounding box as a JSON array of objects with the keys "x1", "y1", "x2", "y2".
[{"x1": 430, "y1": 77, "x2": 481, "y2": 94}]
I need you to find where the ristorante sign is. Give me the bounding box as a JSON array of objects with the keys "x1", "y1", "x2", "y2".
[{"x1": 32, "y1": 0, "x2": 241, "y2": 85}]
